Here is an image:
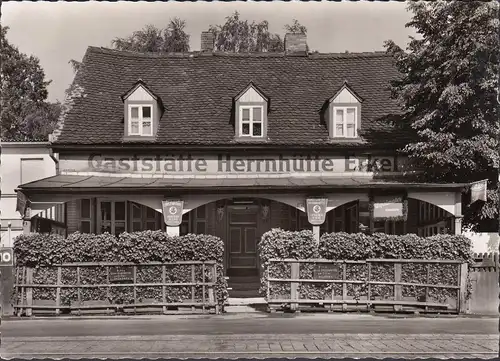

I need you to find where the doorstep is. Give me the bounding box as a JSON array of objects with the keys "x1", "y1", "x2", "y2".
[{"x1": 227, "y1": 297, "x2": 266, "y2": 306}]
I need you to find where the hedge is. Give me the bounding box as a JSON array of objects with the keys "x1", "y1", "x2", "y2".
[
  {"x1": 258, "y1": 228, "x2": 318, "y2": 297},
  {"x1": 259, "y1": 229, "x2": 473, "y2": 303},
  {"x1": 13, "y1": 231, "x2": 228, "y2": 308}
]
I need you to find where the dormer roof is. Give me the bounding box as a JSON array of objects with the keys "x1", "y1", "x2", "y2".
[
  {"x1": 120, "y1": 79, "x2": 160, "y2": 102},
  {"x1": 329, "y1": 81, "x2": 364, "y2": 103},
  {"x1": 234, "y1": 82, "x2": 269, "y2": 103}
]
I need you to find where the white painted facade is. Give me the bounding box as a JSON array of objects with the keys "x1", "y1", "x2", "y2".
[{"x1": 0, "y1": 142, "x2": 58, "y2": 247}]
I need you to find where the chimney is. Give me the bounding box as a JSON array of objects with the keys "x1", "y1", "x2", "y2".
[
  {"x1": 284, "y1": 33, "x2": 307, "y2": 54},
  {"x1": 201, "y1": 31, "x2": 215, "y2": 52}
]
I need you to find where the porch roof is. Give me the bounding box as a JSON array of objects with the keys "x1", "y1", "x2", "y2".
[{"x1": 17, "y1": 174, "x2": 471, "y2": 194}]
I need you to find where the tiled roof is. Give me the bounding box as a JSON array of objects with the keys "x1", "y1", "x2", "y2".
[{"x1": 54, "y1": 47, "x2": 410, "y2": 148}]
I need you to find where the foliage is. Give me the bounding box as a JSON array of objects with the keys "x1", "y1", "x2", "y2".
[
  {"x1": 258, "y1": 228, "x2": 318, "y2": 297},
  {"x1": 260, "y1": 229, "x2": 473, "y2": 306},
  {"x1": 209, "y1": 12, "x2": 307, "y2": 52},
  {"x1": 13, "y1": 231, "x2": 228, "y2": 309},
  {"x1": 112, "y1": 18, "x2": 190, "y2": 53},
  {"x1": 384, "y1": 1, "x2": 499, "y2": 231},
  {"x1": 0, "y1": 25, "x2": 60, "y2": 141}
]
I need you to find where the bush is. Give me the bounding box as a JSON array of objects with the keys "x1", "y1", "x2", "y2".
[
  {"x1": 259, "y1": 229, "x2": 473, "y2": 304},
  {"x1": 258, "y1": 228, "x2": 318, "y2": 298},
  {"x1": 13, "y1": 231, "x2": 228, "y2": 308}
]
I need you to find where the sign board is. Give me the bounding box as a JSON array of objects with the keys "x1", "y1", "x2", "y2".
[
  {"x1": 470, "y1": 179, "x2": 488, "y2": 203},
  {"x1": 109, "y1": 266, "x2": 133, "y2": 282},
  {"x1": 313, "y1": 263, "x2": 341, "y2": 280},
  {"x1": 59, "y1": 153, "x2": 403, "y2": 176},
  {"x1": 162, "y1": 200, "x2": 184, "y2": 227},
  {"x1": 0, "y1": 248, "x2": 14, "y2": 267},
  {"x1": 306, "y1": 198, "x2": 328, "y2": 225},
  {"x1": 373, "y1": 196, "x2": 404, "y2": 219}
]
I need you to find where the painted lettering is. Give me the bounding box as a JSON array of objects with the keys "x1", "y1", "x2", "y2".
[
  {"x1": 141, "y1": 158, "x2": 153, "y2": 172},
  {"x1": 322, "y1": 159, "x2": 334, "y2": 172},
  {"x1": 195, "y1": 159, "x2": 207, "y2": 172},
  {"x1": 233, "y1": 159, "x2": 246, "y2": 172}
]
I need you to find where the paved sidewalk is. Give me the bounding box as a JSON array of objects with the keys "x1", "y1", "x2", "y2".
[{"x1": 2, "y1": 334, "x2": 498, "y2": 359}]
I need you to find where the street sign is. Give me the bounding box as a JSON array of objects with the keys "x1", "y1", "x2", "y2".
[
  {"x1": 0, "y1": 248, "x2": 14, "y2": 267},
  {"x1": 162, "y1": 200, "x2": 184, "y2": 227},
  {"x1": 306, "y1": 198, "x2": 328, "y2": 225}
]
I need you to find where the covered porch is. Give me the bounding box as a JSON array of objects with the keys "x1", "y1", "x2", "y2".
[{"x1": 16, "y1": 174, "x2": 475, "y2": 291}]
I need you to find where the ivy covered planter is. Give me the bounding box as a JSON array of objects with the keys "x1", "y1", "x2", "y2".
[
  {"x1": 260, "y1": 228, "x2": 473, "y2": 307},
  {"x1": 13, "y1": 231, "x2": 229, "y2": 312}
]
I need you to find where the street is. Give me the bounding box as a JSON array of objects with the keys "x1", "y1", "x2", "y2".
[{"x1": 1, "y1": 313, "x2": 498, "y2": 359}]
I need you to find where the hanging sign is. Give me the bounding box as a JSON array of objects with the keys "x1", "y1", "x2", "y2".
[
  {"x1": 306, "y1": 198, "x2": 328, "y2": 225},
  {"x1": 16, "y1": 192, "x2": 30, "y2": 217},
  {"x1": 470, "y1": 179, "x2": 488, "y2": 203},
  {"x1": 162, "y1": 200, "x2": 184, "y2": 227},
  {"x1": 372, "y1": 195, "x2": 404, "y2": 220}
]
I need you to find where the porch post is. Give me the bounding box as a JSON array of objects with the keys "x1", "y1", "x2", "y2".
[
  {"x1": 312, "y1": 226, "x2": 320, "y2": 245},
  {"x1": 166, "y1": 226, "x2": 180, "y2": 237},
  {"x1": 22, "y1": 207, "x2": 32, "y2": 234},
  {"x1": 454, "y1": 191, "x2": 463, "y2": 235}
]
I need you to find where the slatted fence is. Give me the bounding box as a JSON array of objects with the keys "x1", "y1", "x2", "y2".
[
  {"x1": 266, "y1": 258, "x2": 468, "y2": 314},
  {"x1": 14, "y1": 261, "x2": 219, "y2": 316}
]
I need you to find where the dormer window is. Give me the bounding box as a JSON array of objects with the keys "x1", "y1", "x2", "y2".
[
  {"x1": 129, "y1": 104, "x2": 153, "y2": 136},
  {"x1": 328, "y1": 81, "x2": 363, "y2": 139},
  {"x1": 239, "y1": 105, "x2": 264, "y2": 137},
  {"x1": 121, "y1": 79, "x2": 164, "y2": 139},
  {"x1": 234, "y1": 82, "x2": 269, "y2": 140}
]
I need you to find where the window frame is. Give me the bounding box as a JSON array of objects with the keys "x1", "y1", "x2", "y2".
[
  {"x1": 128, "y1": 104, "x2": 153, "y2": 136},
  {"x1": 332, "y1": 106, "x2": 358, "y2": 138},
  {"x1": 97, "y1": 199, "x2": 128, "y2": 236},
  {"x1": 238, "y1": 105, "x2": 265, "y2": 138}
]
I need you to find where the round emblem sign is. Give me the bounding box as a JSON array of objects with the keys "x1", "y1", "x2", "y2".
[
  {"x1": 312, "y1": 205, "x2": 322, "y2": 214},
  {"x1": 168, "y1": 206, "x2": 178, "y2": 215}
]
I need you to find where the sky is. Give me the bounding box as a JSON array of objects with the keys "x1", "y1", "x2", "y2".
[{"x1": 2, "y1": 1, "x2": 415, "y2": 103}]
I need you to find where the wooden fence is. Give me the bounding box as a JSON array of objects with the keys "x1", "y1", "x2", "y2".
[
  {"x1": 468, "y1": 252, "x2": 499, "y2": 315},
  {"x1": 266, "y1": 258, "x2": 468, "y2": 314},
  {"x1": 14, "y1": 261, "x2": 220, "y2": 316}
]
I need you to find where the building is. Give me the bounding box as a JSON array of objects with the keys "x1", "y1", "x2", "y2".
[
  {"x1": 0, "y1": 142, "x2": 64, "y2": 247},
  {"x1": 14, "y1": 33, "x2": 482, "y2": 295}
]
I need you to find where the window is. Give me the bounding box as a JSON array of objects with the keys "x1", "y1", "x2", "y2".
[
  {"x1": 239, "y1": 106, "x2": 264, "y2": 137},
  {"x1": 79, "y1": 199, "x2": 93, "y2": 233},
  {"x1": 130, "y1": 202, "x2": 160, "y2": 232},
  {"x1": 333, "y1": 107, "x2": 357, "y2": 138},
  {"x1": 129, "y1": 105, "x2": 153, "y2": 136},
  {"x1": 98, "y1": 200, "x2": 127, "y2": 236}
]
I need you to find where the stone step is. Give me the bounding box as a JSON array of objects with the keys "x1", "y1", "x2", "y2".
[
  {"x1": 228, "y1": 283, "x2": 261, "y2": 291},
  {"x1": 229, "y1": 290, "x2": 262, "y2": 298}
]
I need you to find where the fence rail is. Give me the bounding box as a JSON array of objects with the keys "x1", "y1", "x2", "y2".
[
  {"x1": 266, "y1": 258, "x2": 468, "y2": 314},
  {"x1": 14, "y1": 261, "x2": 219, "y2": 316}
]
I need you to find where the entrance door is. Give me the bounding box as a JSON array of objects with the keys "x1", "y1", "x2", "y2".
[{"x1": 228, "y1": 206, "x2": 258, "y2": 270}]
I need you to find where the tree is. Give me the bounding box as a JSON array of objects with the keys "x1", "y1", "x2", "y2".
[
  {"x1": 112, "y1": 18, "x2": 190, "y2": 53},
  {"x1": 0, "y1": 25, "x2": 59, "y2": 141},
  {"x1": 209, "y1": 12, "x2": 307, "y2": 53},
  {"x1": 384, "y1": 1, "x2": 499, "y2": 231}
]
